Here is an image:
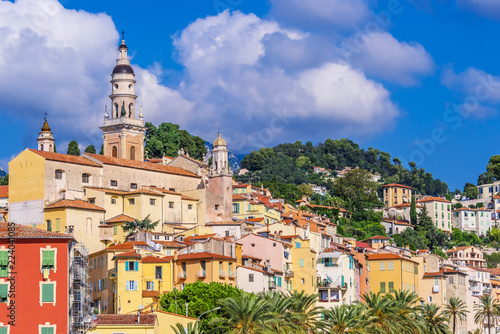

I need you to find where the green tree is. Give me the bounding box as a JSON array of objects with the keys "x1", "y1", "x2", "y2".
[
  {"x1": 474, "y1": 295, "x2": 500, "y2": 334},
  {"x1": 463, "y1": 183, "x2": 479, "y2": 200},
  {"x1": 416, "y1": 206, "x2": 434, "y2": 234},
  {"x1": 444, "y1": 297, "x2": 469, "y2": 334},
  {"x1": 99, "y1": 144, "x2": 103, "y2": 155},
  {"x1": 67, "y1": 140, "x2": 80, "y2": 156},
  {"x1": 486, "y1": 155, "x2": 500, "y2": 180},
  {"x1": 420, "y1": 303, "x2": 451, "y2": 334},
  {"x1": 121, "y1": 214, "x2": 160, "y2": 237},
  {"x1": 0, "y1": 174, "x2": 8, "y2": 186},
  {"x1": 323, "y1": 304, "x2": 367, "y2": 333},
  {"x1": 84, "y1": 145, "x2": 96, "y2": 154},
  {"x1": 410, "y1": 195, "x2": 417, "y2": 226},
  {"x1": 298, "y1": 184, "x2": 314, "y2": 197},
  {"x1": 171, "y1": 322, "x2": 202, "y2": 334}
]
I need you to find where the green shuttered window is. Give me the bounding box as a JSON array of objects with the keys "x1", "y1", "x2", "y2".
[
  {"x1": 42, "y1": 250, "x2": 55, "y2": 269},
  {"x1": 42, "y1": 283, "x2": 55, "y2": 302},
  {"x1": 0, "y1": 284, "x2": 7, "y2": 302},
  {"x1": 41, "y1": 327, "x2": 54, "y2": 334},
  {"x1": 0, "y1": 251, "x2": 8, "y2": 277}
]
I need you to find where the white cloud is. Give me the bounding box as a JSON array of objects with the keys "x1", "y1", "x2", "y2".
[
  {"x1": 269, "y1": 0, "x2": 371, "y2": 29},
  {"x1": 441, "y1": 67, "x2": 500, "y2": 103},
  {"x1": 343, "y1": 32, "x2": 434, "y2": 85},
  {"x1": 455, "y1": 0, "x2": 500, "y2": 20}
]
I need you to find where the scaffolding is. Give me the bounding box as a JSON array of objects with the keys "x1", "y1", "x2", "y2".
[{"x1": 69, "y1": 242, "x2": 93, "y2": 334}]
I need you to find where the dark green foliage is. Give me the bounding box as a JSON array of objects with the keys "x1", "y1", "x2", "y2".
[
  {"x1": 487, "y1": 155, "x2": 500, "y2": 180},
  {"x1": 415, "y1": 206, "x2": 434, "y2": 234},
  {"x1": 450, "y1": 228, "x2": 481, "y2": 246},
  {"x1": 463, "y1": 183, "x2": 479, "y2": 199},
  {"x1": 67, "y1": 140, "x2": 80, "y2": 156},
  {"x1": 478, "y1": 172, "x2": 495, "y2": 185},
  {"x1": 336, "y1": 217, "x2": 386, "y2": 241},
  {"x1": 99, "y1": 144, "x2": 103, "y2": 155},
  {"x1": 54, "y1": 143, "x2": 57, "y2": 153},
  {"x1": 410, "y1": 196, "x2": 417, "y2": 226},
  {"x1": 485, "y1": 252, "x2": 500, "y2": 268},
  {"x1": 160, "y1": 282, "x2": 240, "y2": 330},
  {"x1": 144, "y1": 122, "x2": 207, "y2": 161},
  {"x1": 0, "y1": 174, "x2": 7, "y2": 186},
  {"x1": 393, "y1": 228, "x2": 427, "y2": 251},
  {"x1": 238, "y1": 138, "x2": 448, "y2": 196},
  {"x1": 84, "y1": 145, "x2": 96, "y2": 154}
]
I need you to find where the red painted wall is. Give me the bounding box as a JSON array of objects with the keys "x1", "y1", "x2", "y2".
[{"x1": 0, "y1": 238, "x2": 69, "y2": 333}]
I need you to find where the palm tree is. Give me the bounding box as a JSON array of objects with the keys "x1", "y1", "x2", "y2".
[
  {"x1": 210, "y1": 292, "x2": 273, "y2": 333},
  {"x1": 260, "y1": 291, "x2": 302, "y2": 333},
  {"x1": 286, "y1": 290, "x2": 324, "y2": 333},
  {"x1": 389, "y1": 290, "x2": 423, "y2": 333},
  {"x1": 121, "y1": 214, "x2": 160, "y2": 237},
  {"x1": 444, "y1": 297, "x2": 469, "y2": 334},
  {"x1": 474, "y1": 295, "x2": 500, "y2": 334},
  {"x1": 419, "y1": 303, "x2": 451, "y2": 334},
  {"x1": 323, "y1": 304, "x2": 367, "y2": 334},
  {"x1": 171, "y1": 322, "x2": 203, "y2": 334},
  {"x1": 362, "y1": 292, "x2": 400, "y2": 333}
]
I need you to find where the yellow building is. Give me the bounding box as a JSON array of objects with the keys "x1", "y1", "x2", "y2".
[
  {"x1": 232, "y1": 194, "x2": 281, "y2": 225},
  {"x1": 419, "y1": 270, "x2": 446, "y2": 306},
  {"x1": 174, "y1": 252, "x2": 237, "y2": 289},
  {"x1": 382, "y1": 183, "x2": 413, "y2": 209},
  {"x1": 113, "y1": 249, "x2": 174, "y2": 315},
  {"x1": 88, "y1": 314, "x2": 158, "y2": 334},
  {"x1": 367, "y1": 253, "x2": 419, "y2": 295},
  {"x1": 289, "y1": 237, "x2": 317, "y2": 294}
]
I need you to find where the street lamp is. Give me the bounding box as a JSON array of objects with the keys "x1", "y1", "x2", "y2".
[{"x1": 197, "y1": 307, "x2": 221, "y2": 320}]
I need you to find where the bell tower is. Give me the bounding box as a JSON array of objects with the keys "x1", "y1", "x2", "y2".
[
  {"x1": 208, "y1": 132, "x2": 233, "y2": 219},
  {"x1": 37, "y1": 115, "x2": 55, "y2": 152},
  {"x1": 100, "y1": 34, "x2": 146, "y2": 161}
]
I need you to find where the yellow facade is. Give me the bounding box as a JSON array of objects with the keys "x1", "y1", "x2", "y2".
[
  {"x1": 382, "y1": 184, "x2": 413, "y2": 209},
  {"x1": 175, "y1": 226, "x2": 213, "y2": 238},
  {"x1": 175, "y1": 254, "x2": 237, "y2": 289},
  {"x1": 367, "y1": 254, "x2": 419, "y2": 295},
  {"x1": 88, "y1": 323, "x2": 157, "y2": 334},
  {"x1": 232, "y1": 197, "x2": 281, "y2": 225},
  {"x1": 291, "y1": 238, "x2": 316, "y2": 294},
  {"x1": 419, "y1": 273, "x2": 446, "y2": 306},
  {"x1": 8, "y1": 150, "x2": 46, "y2": 203}
]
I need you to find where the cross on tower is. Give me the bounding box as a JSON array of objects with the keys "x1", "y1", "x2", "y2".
[
  {"x1": 44, "y1": 111, "x2": 48, "y2": 119},
  {"x1": 121, "y1": 29, "x2": 125, "y2": 41}
]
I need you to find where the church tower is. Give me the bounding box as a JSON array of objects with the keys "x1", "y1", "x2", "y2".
[
  {"x1": 208, "y1": 132, "x2": 233, "y2": 219},
  {"x1": 100, "y1": 36, "x2": 146, "y2": 161},
  {"x1": 37, "y1": 116, "x2": 55, "y2": 152}
]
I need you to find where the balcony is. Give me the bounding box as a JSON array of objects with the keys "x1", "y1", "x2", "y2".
[
  {"x1": 178, "y1": 272, "x2": 187, "y2": 279},
  {"x1": 433, "y1": 285, "x2": 440, "y2": 293},
  {"x1": 285, "y1": 270, "x2": 294, "y2": 278},
  {"x1": 108, "y1": 272, "x2": 116, "y2": 281},
  {"x1": 229, "y1": 271, "x2": 236, "y2": 279},
  {"x1": 219, "y1": 270, "x2": 227, "y2": 278},
  {"x1": 197, "y1": 270, "x2": 206, "y2": 278},
  {"x1": 269, "y1": 281, "x2": 276, "y2": 289}
]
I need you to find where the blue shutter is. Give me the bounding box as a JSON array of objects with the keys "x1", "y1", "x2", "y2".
[{"x1": 125, "y1": 261, "x2": 129, "y2": 271}]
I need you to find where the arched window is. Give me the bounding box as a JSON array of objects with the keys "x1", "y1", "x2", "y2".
[
  {"x1": 112, "y1": 146, "x2": 118, "y2": 158},
  {"x1": 41, "y1": 144, "x2": 44, "y2": 151},
  {"x1": 55, "y1": 170, "x2": 64, "y2": 180},
  {"x1": 130, "y1": 146, "x2": 136, "y2": 160}
]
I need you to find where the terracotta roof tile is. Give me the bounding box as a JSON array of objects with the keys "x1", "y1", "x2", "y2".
[
  {"x1": 418, "y1": 196, "x2": 451, "y2": 203},
  {"x1": 0, "y1": 222, "x2": 73, "y2": 239},
  {"x1": 84, "y1": 187, "x2": 129, "y2": 195},
  {"x1": 86, "y1": 153, "x2": 200, "y2": 178},
  {"x1": 142, "y1": 290, "x2": 160, "y2": 298},
  {"x1": 232, "y1": 194, "x2": 248, "y2": 200},
  {"x1": 107, "y1": 241, "x2": 148, "y2": 250},
  {"x1": 29, "y1": 149, "x2": 101, "y2": 167},
  {"x1": 145, "y1": 186, "x2": 181, "y2": 196},
  {"x1": 233, "y1": 184, "x2": 250, "y2": 188},
  {"x1": 96, "y1": 314, "x2": 156, "y2": 325},
  {"x1": 0, "y1": 186, "x2": 7, "y2": 198},
  {"x1": 106, "y1": 214, "x2": 136, "y2": 223},
  {"x1": 382, "y1": 183, "x2": 413, "y2": 189},
  {"x1": 155, "y1": 241, "x2": 185, "y2": 248},
  {"x1": 45, "y1": 199, "x2": 105, "y2": 212},
  {"x1": 366, "y1": 253, "x2": 418, "y2": 263},
  {"x1": 205, "y1": 220, "x2": 244, "y2": 226},
  {"x1": 114, "y1": 250, "x2": 141, "y2": 258},
  {"x1": 128, "y1": 188, "x2": 164, "y2": 196},
  {"x1": 184, "y1": 234, "x2": 216, "y2": 240},
  {"x1": 181, "y1": 195, "x2": 198, "y2": 201},
  {"x1": 141, "y1": 255, "x2": 173, "y2": 263},
  {"x1": 361, "y1": 235, "x2": 389, "y2": 241},
  {"x1": 176, "y1": 251, "x2": 236, "y2": 261}
]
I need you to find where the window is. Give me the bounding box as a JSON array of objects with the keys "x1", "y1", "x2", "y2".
[
  {"x1": 88, "y1": 198, "x2": 96, "y2": 204},
  {"x1": 215, "y1": 204, "x2": 220, "y2": 211},
  {"x1": 41, "y1": 282, "x2": 55, "y2": 303},
  {"x1": 428, "y1": 296, "x2": 433, "y2": 303},
  {"x1": 188, "y1": 204, "x2": 193, "y2": 210},
  {"x1": 169, "y1": 202, "x2": 174, "y2": 209},
  {"x1": 301, "y1": 278, "x2": 305, "y2": 284},
  {"x1": 113, "y1": 225, "x2": 117, "y2": 235},
  {"x1": 128, "y1": 199, "x2": 135, "y2": 205},
  {"x1": 126, "y1": 261, "x2": 138, "y2": 272},
  {"x1": 111, "y1": 197, "x2": 117, "y2": 205},
  {"x1": 126, "y1": 280, "x2": 137, "y2": 291},
  {"x1": 249, "y1": 274, "x2": 254, "y2": 282},
  {"x1": 295, "y1": 242, "x2": 302, "y2": 248},
  {"x1": 233, "y1": 203, "x2": 239, "y2": 214},
  {"x1": 155, "y1": 266, "x2": 162, "y2": 280},
  {"x1": 0, "y1": 283, "x2": 7, "y2": 302},
  {"x1": 150, "y1": 198, "x2": 156, "y2": 205},
  {"x1": 82, "y1": 173, "x2": 91, "y2": 184},
  {"x1": 40, "y1": 327, "x2": 55, "y2": 334},
  {"x1": 46, "y1": 220, "x2": 52, "y2": 232},
  {"x1": 380, "y1": 282, "x2": 386, "y2": 293},
  {"x1": 434, "y1": 278, "x2": 439, "y2": 286},
  {"x1": 55, "y1": 170, "x2": 63, "y2": 180},
  {"x1": 379, "y1": 262, "x2": 385, "y2": 271},
  {"x1": 0, "y1": 251, "x2": 8, "y2": 277},
  {"x1": 146, "y1": 281, "x2": 154, "y2": 290},
  {"x1": 388, "y1": 262, "x2": 393, "y2": 271},
  {"x1": 42, "y1": 250, "x2": 55, "y2": 270},
  {"x1": 225, "y1": 231, "x2": 230, "y2": 237},
  {"x1": 130, "y1": 183, "x2": 138, "y2": 190},
  {"x1": 110, "y1": 180, "x2": 117, "y2": 187},
  {"x1": 389, "y1": 282, "x2": 394, "y2": 293},
  {"x1": 169, "y1": 188, "x2": 176, "y2": 192},
  {"x1": 112, "y1": 146, "x2": 117, "y2": 157},
  {"x1": 299, "y1": 259, "x2": 304, "y2": 267},
  {"x1": 130, "y1": 146, "x2": 136, "y2": 160}
]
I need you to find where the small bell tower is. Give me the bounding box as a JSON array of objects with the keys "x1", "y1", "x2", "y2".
[{"x1": 37, "y1": 114, "x2": 55, "y2": 152}]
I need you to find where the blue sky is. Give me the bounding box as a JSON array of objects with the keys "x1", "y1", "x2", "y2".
[{"x1": 1, "y1": 0, "x2": 500, "y2": 192}]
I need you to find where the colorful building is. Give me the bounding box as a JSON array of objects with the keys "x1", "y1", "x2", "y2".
[
  {"x1": 366, "y1": 253, "x2": 420, "y2": 295},
  {"x1": 418, "y1": 197, "x2": 452, "y2": 233},
  {"x1": 382, "y1": 184, "x2": 413, "y2": 209}
]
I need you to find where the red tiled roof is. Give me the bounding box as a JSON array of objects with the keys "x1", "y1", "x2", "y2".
[
  {"x1": 106, "y1": 214, "x2": 136, "y2": 223},
  {"x1": 86, "y1": 153, "x2": 200, "y2": 178},
  {"x1": 184, "y1": 234, "x2": 216, "y2": 240},
  {"x1": 176, "y1": 154, "x2": 205, "y2": 165},
  {"x1": 84, "y1": 187, "x2": 129, "y2": 195},
  {"x1": 28, "y1": 149, "x2": 102, "y2": 167},
  {"x1": 419, "y1": 197, "x2": 451, "y2": 203},
  {"x1": 142, "y1": 290, "x2": 160, "y2": 298},
  {"x1": 0, "y1": 222, "x2": 73, "y2": 239},
  {"x1": 423, "y1": 270, "x2": 445, "y2": 277},
  {"x1": 144, "y1": 186, "x2": 181, "y2": 196},
  {"x1": 355, "y1": 241, "x2": 370, "y2": 248},
  {"x1": 445, "y1": 246, "x2": 476, "y2": 253},
  {"x1": 366, "y1": 253, "x2": 418, "y2": 263},
  {"x1": 488, "y1": 268, "x2": 500, "y2": 276},
  {"x1": 96, "y1": 314, "x2": 156, "y2": 325},
  {"x1": 176, "y1": 251, "x2": 235, "y2": 261},
  {"x1": 206, "y1": 220, "x2": 244, "y2": 226},
  {"x1": 128, "y1": 188, "x2": 164, "y2": 196},
  {"x1": 45, "y1": 199, "x2": 105, "y2": 211},
  {"x1": 181, "y1": 195, "x2": 198, "y2": 201},
  {"x1": 242, "y1": 254, "x2": 262, "y2": 260},
  {"x1": 0, "y1": 186, "x2": 7, "y2": 198},
  {"x1": 393, "y1": 203, "x2": 423, "y2": 209},
  {"x1": 361, "y1": 235, "x2": 389, "y2": 241},
  {"x1": 246, "y1": 217, "x2": 264, "y2": 223},
  {"x1": 107, "y1": 241, "x2": 148, "y2": 250},
  {"x1": 382, "y1": 183, "x2": 413, "y2": 189},
  {"x1": 141, "y1": 255, "x2": 173, "y2": 263},
  {"x1": 233, "y1": 184, "x2": 250, "y2": 188},
  {"x1": 114, "y1": 250, "x2": 141, "y2": 258},
  {"x1": 155, "y1": 241, "x2": 185, "y2": 248},
  {"x1": 232, "y1": 194, "x2": 248, "y2": 200}
]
